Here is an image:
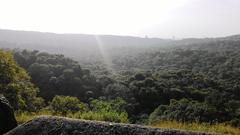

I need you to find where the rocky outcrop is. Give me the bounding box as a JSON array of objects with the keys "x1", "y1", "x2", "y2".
[
  {"x1": 6, "y1": 116, "x2": 222, "y2": 135},
  {"x1": 0, "y1": 96, "x2": 17, "y2": 134}
]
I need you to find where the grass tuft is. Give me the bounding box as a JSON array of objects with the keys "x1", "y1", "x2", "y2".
[
  {"x1": 151, "y1": 120, "x2": 240, "y2": 135},
  {"x1": 16, "y1": 112, "x2": 239, "y2": 135}
]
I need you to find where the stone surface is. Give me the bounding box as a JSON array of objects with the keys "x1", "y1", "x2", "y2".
[
  {"x1": 6, "y1": 116, "x2": 222, "y2": 135},
  {"x1": 0, "y1": 96, "x2": 17, "y2": 134}
]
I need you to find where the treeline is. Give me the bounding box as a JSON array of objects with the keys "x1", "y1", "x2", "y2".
[
  {"x1": 0, "y1": 49, "x2": 128, "y2": 123},
  {"x1": 13, "y1": 50, "x2": 101, "y2": 102},
  {"x1": 0, "y1": 50, "x2": 43, "y2": 111},
  {"x1": 0, "y1": 38, "x2": 239, "y2": 127}
]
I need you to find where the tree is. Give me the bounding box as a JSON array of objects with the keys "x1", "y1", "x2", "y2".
[
  {"x1": 14, "y1": 50, "x2": 102, "y2": 102},
  {"x1": 88, "y1": 98, "x2": 129, "y2": 123},
  {"x1": 50, "y1": 95, "x2": 87, "y2": 115},
  {"x1": 0, "y1": 49, "x2": 44, "y2": 111},
  {"x1": 149, "y1": 98, "x2": 217, "y2": 124}
]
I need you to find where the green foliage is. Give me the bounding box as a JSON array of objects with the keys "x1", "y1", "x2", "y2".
[
  {"x1": 69, "y1": 110, "x2": 128, "y2": 123},
  {"x1": 13, "y1": 50, "x2": 101, "y2": 101},
  {"x1": 67, "y1": 98, "x2": 129, "y2": 123},
  {"x1": 16, "y1": 97, "x2": 129, "y2": 123},
  {"x1": 0, "y1": 49, "x2": 44, "y2": 111},
  {"x1": 50, "y1": 95, "x2": 88, "y2": 115},
  {"x1": 149, "y1": 98, "x2": 217, "y2": 124},
  {"x1": 151, "y1": 120, "x2": 240, "y2": 135},
  {"x1": 90, "y1": 98, "x2": 127, "y2": 113},
  {"x1": 10, "y1": 45, "x2": 240, "y2": 126},
  {"x1": 103, "y1": 83, "x2": 131, "y2": 100}
]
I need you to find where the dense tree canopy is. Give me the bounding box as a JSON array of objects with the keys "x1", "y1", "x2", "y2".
[
  {"x1": 0, "y1": 49, "x2": 43, "y2": 111},
  {"x1": 4, "y1": 38, "x2": 240, "y2": 126},
  {"x1": 13, "y1": 50, "x2": 102, "y2": 102}
]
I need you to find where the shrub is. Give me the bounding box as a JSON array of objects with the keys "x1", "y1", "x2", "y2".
[
  {"x1": 149, "y1": 98, "x2": 217, "y2": 124},
  {"x1": 0, "y1": 49, "x2": 44, "y2": 111},
  {"x1": 50, "y1": 95, "x2": 87, "y2": 115}
]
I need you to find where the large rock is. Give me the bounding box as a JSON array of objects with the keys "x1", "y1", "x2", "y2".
[
  {"x1": 0, "y1": 96, "x2": 17, "y2": 134},
  {"x1": 6, "y1": 116, "x2": 222, "y2": 135}
]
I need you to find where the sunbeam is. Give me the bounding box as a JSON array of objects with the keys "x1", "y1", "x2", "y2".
[{"x1": 94, "y1": 35, "x2": 116, "y2": 75}]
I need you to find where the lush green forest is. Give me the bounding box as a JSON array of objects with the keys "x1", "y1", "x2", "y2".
[{"x1": 0, "y1": 32, "x2": 240, "y2": 134}]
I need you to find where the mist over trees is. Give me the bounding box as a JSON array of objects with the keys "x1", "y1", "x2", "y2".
[{"x1": 0, "y1": 29, "x2": 240, "y2": 127}]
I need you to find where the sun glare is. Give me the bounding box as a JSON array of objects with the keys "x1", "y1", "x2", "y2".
[{"x1": 0, "y1": 0, "x2": 189, "y2": 37}]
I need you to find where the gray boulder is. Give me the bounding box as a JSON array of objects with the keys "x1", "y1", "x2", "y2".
[
  {"x1": 6, "y1": 116, "x2": 222, "y2": 135},
  {"x1": 0, "y1": 96, "x2": 17, "y2": 134}
]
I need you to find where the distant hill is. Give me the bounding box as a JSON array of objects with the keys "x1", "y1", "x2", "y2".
[
  {"x1": 0, "y1": 29, "x2": 166, "y2": 51},
  {"x1": 0, "y1": 29, "x2": 173, "y2": 63},
  {"x1": 0, "y1": 29, "x2": 239, "y2": 62}
]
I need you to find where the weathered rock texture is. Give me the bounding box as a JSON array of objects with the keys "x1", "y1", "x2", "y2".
[
  {"x1": 6, "y1": 116, "x2": 222, "y2": 135},
  {"x1": 0, "y1": 96, "x2": 17, "y2": 135}
]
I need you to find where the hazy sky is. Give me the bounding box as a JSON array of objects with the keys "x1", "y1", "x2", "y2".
[{"x1": 0, "y1": 0, "x2": 240, "y2": 38}]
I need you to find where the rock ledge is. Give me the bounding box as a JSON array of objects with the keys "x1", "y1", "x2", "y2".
[
  {"x1": 6, "y1": 116, "x2": 222, "y2": 135},
  {"x1": 0, "y1": 96, "x2": 17, "y2": 134}
]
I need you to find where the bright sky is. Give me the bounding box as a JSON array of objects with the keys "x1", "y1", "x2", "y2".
[{"x1": 0, "y1": 0, "x2": 240, "y2": 38}]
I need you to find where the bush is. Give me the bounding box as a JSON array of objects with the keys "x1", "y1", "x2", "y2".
[
  {"x1": 90, "y1": 97, "x2": 127, "y2": 113},
  {"x1": 229, "y1": 118, "x2": 240, "y2": 127},
  {"x1": 69, "y1": 111, "x2": 128, "y2": 123},
  {"x1": 48, "y1": 96, "x2": 129, "y2": 123},
  {"x1": 149, "y1": 98, "x2": 217, "y2": 124},
  {"x1": 0, "y1": 49, "x2": 44, "y2": 111},
  {"x1": 50, "y1": 95, "x2": 87, "y2": 115},
  {"x1": 81, "y1": 97, "x2": 129, "y2": 123}
]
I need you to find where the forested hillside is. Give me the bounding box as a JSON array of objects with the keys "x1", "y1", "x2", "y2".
[
  {"x1": 13, "y1": 50, "x2": 101, "y2": 102},
  {"x1": 9, "y1": 39, "x2": 240, "y2": 126},
  {"x1": 0, "y1": 30, "x2": 240, "y2": 134}
]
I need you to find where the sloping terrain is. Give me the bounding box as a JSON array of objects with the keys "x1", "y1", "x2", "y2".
[{"x1": 6, "y1": 116, "x2": 221, "y2": 135}]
